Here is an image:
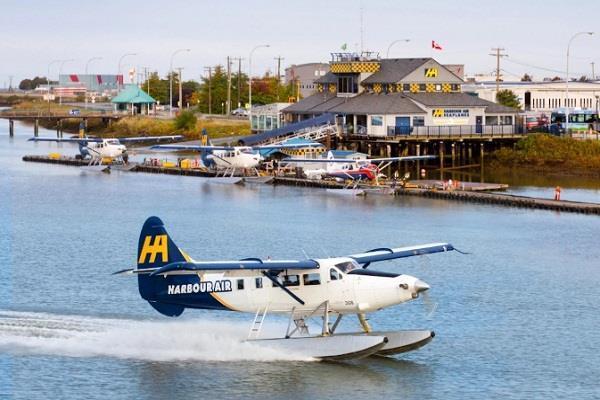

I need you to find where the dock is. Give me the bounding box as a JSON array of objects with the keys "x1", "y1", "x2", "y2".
[{"x1": 21, "y1": 155, "x2": 600, "y2": 215}]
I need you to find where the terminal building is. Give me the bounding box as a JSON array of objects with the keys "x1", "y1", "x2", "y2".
[
  {"x1": 464, "y1": 80, "x2": 600, "y2": 113},
  {"x1": 56, "y1": 74, "x2": 124, "y2": 97},
  {"x1": 283, "y1": 53, "x2": 519, "y2": 137}
]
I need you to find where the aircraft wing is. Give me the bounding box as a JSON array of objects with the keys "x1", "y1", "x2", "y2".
[
  {"x1": 366, "y1": 155, "x2": 438, "y2": 163},
  {"x1": 150, "y1": 144, "x2": 232, "y2": 151},
  {"x1": 28, "y1": 137, "x2": 102, "y2": 143},
  {"x1": 348, "y1": 243, "x2": 455, "y2": 267},
  {"x1": 119, "y1": 135, "x2": 184, "y2": 143},
  {"x1": 281, "y1": 157, "x2": 360, "y2": 164},
  {"x1": 115, "y1": 259, "x2": 319, "y2": 276},
  {"x1": 254, "y1": 142, "x2": 324, "y2": 150}
]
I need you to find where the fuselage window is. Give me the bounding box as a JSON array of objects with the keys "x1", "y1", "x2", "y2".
[
  {"x1": 303, "y1": 273, "x2": 321, "y2": 286},
  {"x1": 237, "y1": 279, "x2": 244, "y2": 290},
  {"x1": 255, "y1": 277, "x2": 263, "y2": 289},
  {"x1": 330, "y1": 268, "x2": 340, "y2": 281},
  {"x1": 283, "y1": 275, "x2": 300, "y2": 287}
]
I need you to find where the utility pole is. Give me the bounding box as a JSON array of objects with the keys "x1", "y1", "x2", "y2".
[
  {"x1": 204, "y1": 67, "x2": 212, "y2": 114},
  {"x1": 592, "y1": 62, "x2": 596, "y2": 81},
  {"x1": 489, "y1": 47, "x2": 508, "y2": 95},
  {"x1": 226, "y1": 56, "x2": 232, "y2": 114},
  {"x1": 8, "y1": 75, "x2": 13, "y2": 92},
  {"x1": 231, "y1": 57, "x2": 243, "y2": 108},
  {"x1": 274, "y1": 56, "x2": 284, "y2": 101},
  {"x1": 177, "y1": 67, "x2": 184, "y2": 109}
]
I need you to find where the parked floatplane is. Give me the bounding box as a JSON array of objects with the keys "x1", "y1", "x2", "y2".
[
  {"x1": 115, "y1": 216, "x2": 460, "y2": 360},
  {"x1": 28, "y1": 134, "x2": 184, "y2": 172}
]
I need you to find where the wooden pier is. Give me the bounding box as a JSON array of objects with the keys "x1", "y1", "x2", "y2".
[
  {"x1": 21, "y1": 155, "x2": 600, "y2": 215},
  {"x1": 395, "y1": 188, "x2": 600, "y2": 215}
]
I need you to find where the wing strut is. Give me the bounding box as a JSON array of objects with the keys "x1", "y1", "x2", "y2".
[{"x1": 261, "y1": 271, "x2": 305, "y2": 305}]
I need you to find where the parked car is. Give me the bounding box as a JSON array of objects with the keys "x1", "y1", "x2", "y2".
[{"x1": 231, "y1": 107, "x2": 248, "y2": 117}]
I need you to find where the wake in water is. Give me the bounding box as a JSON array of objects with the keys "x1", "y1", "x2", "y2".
[{"x1": 0, "y1": 310, "x2": 312, "y2": 362}]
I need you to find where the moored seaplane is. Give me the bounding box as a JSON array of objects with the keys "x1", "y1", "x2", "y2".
[
  {"x1": 151, "y1": 132, "x2": 323, "y2": 183},
  {"x1": 283, "y1": 150, "x2": 436, "y2": 182},
  {"x1": 114, "y1": 216, "x2": 459, "y2": 360},
  {"x1": 28, "y1": 134, "x2": 184, "y2": 172}
]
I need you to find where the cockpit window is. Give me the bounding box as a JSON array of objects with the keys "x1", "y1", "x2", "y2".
[
  {"x1": 330, "y1": 268, "x2": 340, "y2": 281},
  {"x1": 335, "y1": 260, "x2": 360, "y2": 273},
  {"x1": 107, "y1": 140, "x2": 119, "y2": 145}
]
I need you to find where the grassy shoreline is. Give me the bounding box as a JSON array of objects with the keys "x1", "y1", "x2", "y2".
[
  {"x1": 5, "y1": 100, "x2": 250, "y2": 141},
  {"x1": 490, "y1": 134, "x2": 600, "y2": 177}
]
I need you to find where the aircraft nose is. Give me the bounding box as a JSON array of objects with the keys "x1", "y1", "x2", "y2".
[{"x1": 414, "y1": 279, "x2": 430, "y2": 293}]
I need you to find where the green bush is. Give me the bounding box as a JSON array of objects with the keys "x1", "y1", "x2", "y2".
[{"x1": 174, "y1": 110, "x2": 198, "y2": 132}]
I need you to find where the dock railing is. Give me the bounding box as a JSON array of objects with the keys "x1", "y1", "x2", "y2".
[{"x1": 377, "y1": 124, "x2": 526, "y2": 139}]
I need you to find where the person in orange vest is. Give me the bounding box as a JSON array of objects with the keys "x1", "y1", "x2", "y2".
[{"x1": 554, "y1": 186, "x2": 561, "y2": 201}]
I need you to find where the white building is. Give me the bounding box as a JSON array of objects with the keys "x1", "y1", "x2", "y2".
[{"x1": 464, "y1": 80, "x2": 600, "y2": 113}]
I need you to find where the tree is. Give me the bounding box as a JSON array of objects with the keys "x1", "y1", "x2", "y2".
[
  {"x1": 18, "y1": 76, "x2": 48, "y2": 90},
  {"x1": 551, "y1": 76, "x2": 562, "y2": 82},
  {"x1": 520, "y1": 73, "x2": 533, "y2": 82},
  {"x1": 496, "y1": 89, "x2": 521, "y2": 109}
]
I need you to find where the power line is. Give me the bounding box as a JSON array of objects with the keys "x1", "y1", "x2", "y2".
[{"x1": 504, "y1": 57, "x2": 587, "y2": 76}]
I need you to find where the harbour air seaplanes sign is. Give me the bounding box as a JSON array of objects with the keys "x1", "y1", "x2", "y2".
[{"x1": 431, "y1": 108, "x2": 470, "y2": 126}]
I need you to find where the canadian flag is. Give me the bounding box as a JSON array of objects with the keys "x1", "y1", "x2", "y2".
[{"x1": 432, "y1": 40, "x2": 443, "y2": 50}]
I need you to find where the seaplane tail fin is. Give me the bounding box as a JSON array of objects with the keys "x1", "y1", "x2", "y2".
[{"x1": 136, "y1": 216, "x2": 187, "y2": 317}]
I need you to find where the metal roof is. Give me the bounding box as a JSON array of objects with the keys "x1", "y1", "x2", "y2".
[
  {"x1": 111, "y1": 85, "x2": 156, "y2": 104},
  {"x1": 283, "y1": 92, "x2": 342, "y2": 113}
]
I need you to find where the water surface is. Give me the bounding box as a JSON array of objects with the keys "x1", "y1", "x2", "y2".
[{"x1": 1, "y1": 121, "x2": 599, "y2": 399}]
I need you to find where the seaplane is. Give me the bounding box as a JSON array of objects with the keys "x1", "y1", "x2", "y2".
[
  {"x1": 282, "y1": 151, "x2": 436, "y2": 182},
  {"x1": 28, "y1": 134, "x2": 184, "y2": 172},
  {"x1": 114, "y1": 216, "x2": 460, "y2": 361},
  {"x1": 151, "y1": 130, "x2": 324, "y2": 183}
]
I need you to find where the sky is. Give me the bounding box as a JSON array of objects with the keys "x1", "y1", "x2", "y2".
[{"x1": 1, "y1": 0, "x2": 599, "y2": 87}]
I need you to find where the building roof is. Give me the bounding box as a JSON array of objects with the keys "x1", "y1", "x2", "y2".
[
  {"x1": 283, "y1": 92, "x2": 342, "y2": 113},
  {"x1": 111, "y1": 85, "x2": 155, "y2": 104},
  {"x1": 361, "y1": 58, "x2": 430, "y2": 84},
  {"x1": 315, "y1": 71, "x2": 337, "y2": 84},
  {"x1": 405, "y1": 92, "x2": 518, "y2": 113},
  {"x1": 333, "y1": 92, "x2": 426, "y2": 114}
]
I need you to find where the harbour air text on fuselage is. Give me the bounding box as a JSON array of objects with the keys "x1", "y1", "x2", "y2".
[{"x1": 115, "y1": 216, "x2": 460, "y2": 360}]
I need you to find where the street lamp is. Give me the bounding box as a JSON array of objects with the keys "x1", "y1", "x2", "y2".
[
  {"x1": 117, "y1": 53, "x2": 137, "y2": 92},
  {"x1": 58, "y1": 59, "x2": 74, "y2": 106},
  {"x1": 565, "y1": 31, "x2": 594, "y2": 134},
  {"x1": 386, "y1": 39, "x2": 410, "y2": 58},
  {"x1": 85, "y1": 57, "x2": 102, "y2": 109},
  {"x1": 169, "y1": 48, "x2": 190, "y2": 116},
  {"x1": 46, "y1": 59, "x2": 61, "y2": 104},
  {"x1": 248, "y1": 44, "x2": 270, "y2": 126}
]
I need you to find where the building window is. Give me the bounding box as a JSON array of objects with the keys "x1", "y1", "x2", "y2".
[
  {"x1": 413, "y1": 116, "x2": 425, "y2": 126},
  {"x1": 418, "y1": 84, "x2": 426, "y2": 91},
  {"x1": 435, "y1": 84, "x2": 442, "y2": 91},
  {"x1": 500, "y1": 116, "x2": 513, "y2": 125},
  {"x1": 255, "y1": 277, "x2": 263, "y2": 289},
  {"x1": 303, "y1": 273, "x2": 321, "y2": 286},
  {"x1": 337, "y1": 74, "x2": 358, "y2": 93},
  {"x1": 237, "y1": 279, "x2": 244, "y2": 290},
  {"x1": 371, "y1": 116, "x2": 383, "y2": 126},
  {"x1": 402, "y1": 84, "x2": 410, "y2": 92},
  {"x1": 451, "y1": 84, "x2": 460, "y2": 91},
  {"x1": 485, "y1": 116, "x2": 498, "y2": 125}
]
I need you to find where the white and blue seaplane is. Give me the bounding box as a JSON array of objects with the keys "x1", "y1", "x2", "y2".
[
  {"x1": 151, "y1": 130, "x2": 323, "y2": 183},
  {"x1": 29, "y1": 134, "x2": 183, "y2": 172},
  {"x1": 115, "y1": 216, "x2": 458, "y2": 360}
]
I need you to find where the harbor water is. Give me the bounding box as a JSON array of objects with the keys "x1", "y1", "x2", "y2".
[{"x1": 1, "y1": 121, "x2": 599, "y2": 399}]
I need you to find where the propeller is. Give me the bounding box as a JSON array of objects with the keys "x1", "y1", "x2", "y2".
[{"x1": 421, "y1": 290, "x2": 438, "y2": 320}]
